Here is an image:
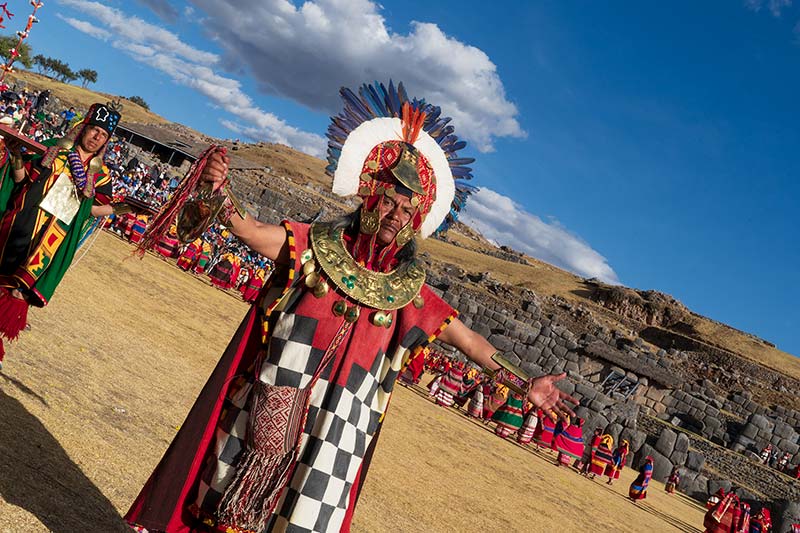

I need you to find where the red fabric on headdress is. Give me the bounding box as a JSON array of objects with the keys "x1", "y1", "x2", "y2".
[{"x1": 350, "y1": 141, "x2": 436, "y2": 272}]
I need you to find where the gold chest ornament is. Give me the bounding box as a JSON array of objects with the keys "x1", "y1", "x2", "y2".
[{"x1": 301, "y1": 222, "x2": 426, "y2": 325}]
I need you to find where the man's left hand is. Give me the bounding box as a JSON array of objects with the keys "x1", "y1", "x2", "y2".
[{"x1": 527, "y1": 372, "x2": 578, "y2": 420}]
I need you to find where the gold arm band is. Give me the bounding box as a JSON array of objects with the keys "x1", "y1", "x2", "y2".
[{"x1": 483, "y1": 352, "x2": 531, "y2": 395}]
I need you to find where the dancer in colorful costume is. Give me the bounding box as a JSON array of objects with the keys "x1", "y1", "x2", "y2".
[
  {"x1": 240, "y1": 266, "x2": 267, "y2": 303},
  {"x1": 516, "y1": 404, "x2": 539, "y2": 444},
  {"x1": 588, "y1": 434, "x2": 614, "y2": 478},
  {"x1": 664, "y1": 465, "x2": 680, "y2": 493},
  {"x1": 176, "y1": 238, "x2": 202, "y2": 271},
  {"x1": 453, "y1": 367, "x2": 479, "y2": 408},
  {"x1": 629, "y1": 456, "x2": 653, "y2": 501},
  {"x1": 435, "y1": 360, "x2": 464, "y2": 407},
  {"x1": 554, "y1": 417, "x2": 585, "y2": 467},
  {"x1": 492, "y1": 391, "x2": 525, "y2": 438},
  {"x1": 125, "y1": 82, "x2": 577, "y2": 533},
  {"x1": 605, "y1": 439, "x2": 630, "y2": 484},
  {"x1": 0, "y1": 102, "x2": 120, "y2": 362},
  {"x1": 749, "y1": 507, "x2": 772, "y2": 533},
  {"x1": 533, "y1": 411, "x2": 558, "y2": 450},
  {"x1": 466, "y1": 375, "x2": 485, "y2": 418}
]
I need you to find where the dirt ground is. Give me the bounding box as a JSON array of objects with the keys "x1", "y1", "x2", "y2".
[{"x1": 0, "y1": 232, "x2": 706, "y2": 532}]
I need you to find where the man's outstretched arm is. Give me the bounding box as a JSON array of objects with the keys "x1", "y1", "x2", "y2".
[{"x1": 438, "y1": 317, "x2": 578, "y2": 419}]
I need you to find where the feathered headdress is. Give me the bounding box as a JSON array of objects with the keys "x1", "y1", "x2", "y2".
[{"x1": 326, "y1": 81, "x2": 476, "y2": 238}]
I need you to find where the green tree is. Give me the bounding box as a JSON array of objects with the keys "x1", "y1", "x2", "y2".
[
  {"x1": 33, "y1": 54, "x2": 48, "y2": 74},
  {"x1": 48, "y1": 58, "x2": 76, "y2": 83},
  {"x1": 0, "y1": 35, "x2": 33, "y2": 69},
  {"x1": 77, "y1": 68, "x2": 98, "y2": 88},
  {"x1": 128, "y1": 95, "x2": 149, "y2": 110}
]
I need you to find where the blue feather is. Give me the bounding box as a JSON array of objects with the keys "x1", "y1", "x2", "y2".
[{"x1": 448, "y1": 157, "x2": 475, "y2": 166}]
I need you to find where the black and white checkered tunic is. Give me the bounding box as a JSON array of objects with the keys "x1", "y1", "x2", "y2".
[{"x1": 196, "y1": 303, "x2": 437, "y2": 533}]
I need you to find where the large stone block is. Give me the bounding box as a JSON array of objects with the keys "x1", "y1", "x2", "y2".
[
  {"x1": 749, "y1": 413, "x2": 774, "y2": 432},
  {"x1": 685, "y1": 451, "x2": 705, "y2": 472},
  {"x1": 656, "y1": 428, "x2": 678, "y2": 457},
  {"x1": 575, "y1": 383, "x2": 597, "y2": 402},
  {"x1": 605, "y1": 422, "x2": 624, "y2": 444},
  {"x1": 674, "y1": 432, "x2": 690, "y2": 453},
  {"x1": 774, "y1": 420, "x2": 796, "y2": 440},
  {"x1": 620, "y1": 428, "x2": 647, "y2": 454},
  {"x1": 487, "y1": 334, "x2": 514, "y2": 353},
  {"x1": 556, "y1": 380, "x2": 575, "y2": 396},
  {"x1": 689, "y1": 474, "x2": 709, "y2": 500},
  {"x1": 669, "y1": 450, "x2": 687, "y2": 468},
  {"x1": 707, "y1": 479, "x2": 732, "y2": 496},
  {"x1": 740, "y1": 423, "x2": 758, "y2": 440},
  {"x1": 472, "y1": 322, "x2": 491, "y2": 338}
]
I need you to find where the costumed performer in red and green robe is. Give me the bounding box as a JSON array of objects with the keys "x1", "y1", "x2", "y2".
[
  {"x1": 493, "y1": 391, "x2": 525, "y2": 437},
  {"x1": 125, "y1": 82, "x2": 577, "y2": 533},
  {"x1": 0, "y1": 102, "x2": 120, "y2": 362}
]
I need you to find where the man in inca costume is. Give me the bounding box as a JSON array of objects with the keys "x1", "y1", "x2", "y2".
[
  {"x1": 0, "y1": 103, "x2": 120, "y2": 361},
  {"x1": 126, "y1": 82, "x2": 576, "y2": 533}
]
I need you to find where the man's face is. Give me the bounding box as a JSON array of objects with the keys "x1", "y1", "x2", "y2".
[
  {"x1": 78, "y1": 125, "x2": 110, "y2": 154},
  {"x1": 375, "y1": 193, "x2": 415, "y2": 246}
]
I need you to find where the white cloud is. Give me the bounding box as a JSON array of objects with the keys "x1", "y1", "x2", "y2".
[
  {"x1": 460, "y1": 188, "x2": 620, "y2": 284},
  {"x1": 59, "y1": 0, "x2": 217, "y2": 64},
  {"x1": 745, "y1": 0, "x2": 793, "y2": 17},
  {"x1": 190, "y1": 0, "x2": 525, "y2": 152},
  {"x1": 134, "y1": 0, "x2": 179, "y2": 23},
  {"x1": 57, "y1": 14, "x2": 111, "y2": 40},
  {"x1": 56, "y1": 0, "x2": 326, "y2": 155}
]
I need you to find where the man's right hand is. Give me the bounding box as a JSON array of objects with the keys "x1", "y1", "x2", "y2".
[{"x1": 200, "y1": 148, "x2": 230, "y2": 192}]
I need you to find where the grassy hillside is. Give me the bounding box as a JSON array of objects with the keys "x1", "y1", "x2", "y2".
[{"x1": 8, "y1": 70, "x2": 168, "y2": 125}]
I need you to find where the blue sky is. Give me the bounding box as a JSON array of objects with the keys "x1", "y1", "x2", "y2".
[{"x1": 15, "y1": 0, "x2": 799, "y2": 356}]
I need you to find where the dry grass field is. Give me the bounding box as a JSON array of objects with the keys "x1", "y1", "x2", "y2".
[{"x1": 0, "y1": 232, "x2": 706, "y2": 532}]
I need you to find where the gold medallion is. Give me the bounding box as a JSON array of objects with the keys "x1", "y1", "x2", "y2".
[{"x1": 310, "y1": 222, "x2": 425, "y2": 311}]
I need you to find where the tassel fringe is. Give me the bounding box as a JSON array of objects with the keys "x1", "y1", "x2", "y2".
[
  {"x1": 217, "y1": 448, "x2": 297, "y2": 531},
  {"x1": 0, "y1": 289, "x2": 29, "y2": 342},
  {"x1": 134, "y1": 145, "x2": 222, "y2": 257}
]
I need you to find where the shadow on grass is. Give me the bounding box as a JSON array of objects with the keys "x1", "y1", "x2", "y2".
[
  {"x1": 0, "y1": 372, "x2": 48, "y2": 407},
  {"x1": 0, "y1": 387, "x2": 129, "y2": 532}
]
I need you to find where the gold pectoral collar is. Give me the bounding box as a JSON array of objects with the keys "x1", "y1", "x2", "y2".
[{"x1": 310, "y1": 222, "x2": 425, "y2": 311}]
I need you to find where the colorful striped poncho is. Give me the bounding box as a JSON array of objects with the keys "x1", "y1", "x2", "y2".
[
  {"x1": 454, "y1": 375, "x2": 478, "y2": 407},
  {"x1": 467, "y1": 385, "x2": 484, "y2": 418},
  {"x1": 604, "y1": 442, "x2": 629, "y2": 480},
  {"x1": 492, "y1": 392, "x2": 525, "y2": 437},
  {"x1": 629, "y1": 459, "x2": 653, "y2": 501},
  {"x1": 435, "y1": 365, "x2": 464, "y2": 406},
  {"x1": 554, "y1": 423, "x2": 585, "y2": 465},
  {"x1": 176, "y1": 240, "x2": 201, "y2": 271},
  {"x1": 533, "y1": 414, "x2": 557, "y2": 448},
  {"x1": 589, "y1": 435, "x2": 614, "y2": 476},
  {"x1": 516, "y1": 409, "x2": 539, "y2": 444}
]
